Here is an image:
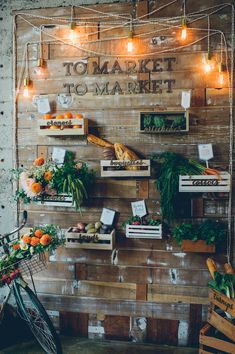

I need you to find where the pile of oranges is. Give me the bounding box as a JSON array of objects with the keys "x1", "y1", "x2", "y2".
[
  {"x1": 15, "y1": 229, "x2": 52, "y2": 248},
  {"x1": 43, "y1": 112, "x2": 83, "y2": 129}
]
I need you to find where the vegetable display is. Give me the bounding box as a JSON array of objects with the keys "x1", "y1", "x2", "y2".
[{"x1": 151, "y1": 152, "x2": 221, "y2": 223}]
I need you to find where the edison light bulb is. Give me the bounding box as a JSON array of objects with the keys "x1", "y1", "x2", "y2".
[
  {"x1": 204, "y1": 62, "x2": 212, "y2": 73},
  {"x1": 23, "y1": 78, "x2": 30, "y2": 97},
  {"x1": 219, "y1": 73, "x2": 224, "y2": 86},
  {"x1": 127, "y1": 31, "x2": 133, "y2": 53},
  {"x1": 181, "y1": 26, "x2": 187, "y2": 41}
]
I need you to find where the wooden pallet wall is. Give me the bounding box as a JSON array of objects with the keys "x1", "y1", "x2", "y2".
[{"x1": 15, "y1": 0, "x2": 234, "y2": 346}]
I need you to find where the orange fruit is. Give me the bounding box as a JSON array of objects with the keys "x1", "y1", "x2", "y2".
[
  {"x1": 50, "y1": 125, "x2": 59, "y2": 129},
  {"x1": 64, "y1": 112, "x2": 73, "y2": 119},
  {"x1": 30, "y1": 237, "x2": 40, "y2": 247},
  {"x1": 22, "y1": 235, "x2": 31, "y2": 244},
  {"x1": 55, "y1": 114, "x2": 64, "y2": 120},
  {"x1": 40, "y1": 234, "x2": 52, "y2": 246},
  {"x1": 75, "y1": 113, "x2": 83, "y2": 119},
  {"x1": 34, "y1": 157, "x2": 44, "y2": 166},
  {"x1": 73, "y1": 125, "x2": 82, "y2": 129},
  {"x1": 43, "y1": 113, "x2": 52, "y2": 120},
  {"x1": 34, "y1": 229, "x2": 43, "y2": 238},
  {"x1": 31, "y1": 182, "x2": 42, "y2": 194}
]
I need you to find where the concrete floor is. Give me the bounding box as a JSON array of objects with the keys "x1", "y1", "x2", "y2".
[{"x1": 0, "y1": 338, "x2": 198, "y2": 354}]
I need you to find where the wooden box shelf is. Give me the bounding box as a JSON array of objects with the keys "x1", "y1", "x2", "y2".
[
  {"x1": 65, "y1": 228, "x2": 115, "y2": 250},
  {"x1": 34, "y1": 194, "x2": 73, "y2": 207},
  {"x1": 126, "y1": 224, "x2": 162, "y2": 239},
  {"x1": 38, "y1": 118, "x2": 88, "y2": 136},
  {"x1": 199, "y1": 323, "x2": 235, "y2": 354},
  {"x1": 181, "y1": 240, "x2": 215, "y2": 253},
  {"x1": 179, "y1": 172, "x2": 230, "y2": 192},
  {"x1": 139, "y1": 111, "x2": 189, "y2": 133},
  {"x1": 100, "y1": 160, "x2": 150, "y2": 177}
]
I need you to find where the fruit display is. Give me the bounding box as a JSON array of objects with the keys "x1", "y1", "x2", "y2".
[
  {"x1": 41, "y1": 112, "x2": 84, "y2": 130},
  {"x1": 71, "y1": 221, "x2": 113, "y2": 235}
]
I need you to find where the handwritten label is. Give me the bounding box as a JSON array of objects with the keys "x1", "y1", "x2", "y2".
[
  {"x1": 192, "y1": 179, "x2": 218, "y2": 186},
  {"x1": 131, "y1": 200, "x2": 147, "y2": 217},
  {"x1": 110, "y1": 160, "x2": 144, "y2": 167},
  {"x1": 213, "y1": 292, "x2": 233, "y2": 311}
]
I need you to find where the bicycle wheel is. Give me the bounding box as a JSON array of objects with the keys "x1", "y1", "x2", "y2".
[{"x1": 13, "y1": 280, "x2": 62, "y2": 354}]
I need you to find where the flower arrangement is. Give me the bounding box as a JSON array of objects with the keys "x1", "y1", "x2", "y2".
[
  {"x1": 14, "y1": 153, "x2": 95, "y2": 210},
  {"x1": 0, "y1": 225, "x2": 64, "y2": 287}
]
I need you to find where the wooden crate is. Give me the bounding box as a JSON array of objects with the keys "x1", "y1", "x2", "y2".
[
  {"x1": 139, "y1": 111, "x2": 189, "y2": 133},
  {"x1": 34, "y1": 194, "x2": 73, "y2": 207},
  {"x1": 65, "y1": 228, "x2": 115, "y2": 250},
  {"x1": 126, "y1": 224, "x2": 162, "y2": 239},
  {"x1": 207, "y1": 307, "x2": 235, "y2": 343},
  {"x1": 179, "y1": 172, "x2": 230, "y2": 192},
  {"x1": 100, "y1": 160, "x2": 150, "y2": 177},
  {"x1": 209, "y1": 289, "x2": 235, "y2": 317},
  {"x1": 38, "y1": 118, "x2": 88, "y2": 136},
  {"x1": 181, "y1": 240, "x2": 215, "y2": 253},
  {"x1": 199, "y1": 323, "x2": 235, "y2": 354}
]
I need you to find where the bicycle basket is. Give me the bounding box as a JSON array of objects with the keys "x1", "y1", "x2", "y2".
[{"x1": 18, "y1": 253, "x2": 47, "y2": 277}]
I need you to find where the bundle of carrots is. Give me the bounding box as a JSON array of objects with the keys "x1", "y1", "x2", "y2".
[{"x1": 189, "y1": 160, "x2": 222, "y2": 179}]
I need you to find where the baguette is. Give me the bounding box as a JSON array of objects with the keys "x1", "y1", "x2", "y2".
[
  {"x1": 206, "y1": 258, "x2": 217, "y2": 279},
  {"x1": 114, "y1": 143, "x2": 139, "y2": 160},
  {"x1": 224, "y1": 263, "x2": 235, "y2": 274},
  {"x1": 87, "y1": 134, "x2": 113, "y2": 148}
]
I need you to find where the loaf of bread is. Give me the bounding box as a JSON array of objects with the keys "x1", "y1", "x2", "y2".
[
  {"x1": 103, "y1": 147, "x2": 116, "y2": 160},
  {"x1": 87, "y1": 134, "x2": 113, "y2": 148},
  {"x1": 114, "y1": 143, "x2": 139, "y2": 160}
]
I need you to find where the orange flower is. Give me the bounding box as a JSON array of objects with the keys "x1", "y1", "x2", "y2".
[
  {"x1": 30, "y1": 237, "x2": 40, "y2": 247},
  {"x1": 31, "y1": 182, "x2": 42, "y2": 194},
  {"x1": 34, "y1": 229, "x2": 43, "y2": 238},
  {"x1": 44, "y1": 171, "x2": 52, "y2": 182},
  {"x1": 40, "y1": 234, "x2": 52, "y2": 246},
  {"x1": 34, "y1": 157, "x2": 45, "y2": 166},
  {"x1": 22, "y1": 235, "x2": 31, "y2": 244},
  {"x1": 12, "y1": 243, "x2": 20, "y2": 250}
]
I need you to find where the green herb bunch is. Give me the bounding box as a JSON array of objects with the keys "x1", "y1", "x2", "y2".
[{"x1": 208, "y1": 272, "x2": 235, "y2": 299}]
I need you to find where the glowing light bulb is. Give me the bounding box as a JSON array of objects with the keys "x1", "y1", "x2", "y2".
[
  {"x1": 219, "y1": 73, "x2": 224, "y2": 86},
  {"x1": 23, "y1": 78, "x2": 30, "y2": 98},
  {"x1": 69, "y1": 22, "x2": 77, "y2": 44},
  {"x1": 127, "y1": 31, "x2": 133, "y2": 53},
  {"x1": 181, "y1": 26, "x2": 187, "y2": 41},
  {"x1": 204, "y1": 62, "x2": 212, "y2": 73}
]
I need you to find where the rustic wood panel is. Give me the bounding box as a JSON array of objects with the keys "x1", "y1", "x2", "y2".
[
  {"x1": 104, "y1": 315, "x2": 130, "y2": 340},
  {"x1": 147, "y1": 318, "x2": 179, "y2": 345},
  {"x1": 59, "y1": 312, "x2": 88, "y2": 337}
]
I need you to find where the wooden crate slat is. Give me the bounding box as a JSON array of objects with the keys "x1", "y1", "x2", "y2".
[
  {"x1": 207, "y1": 307, "x2": 235, "y2": 342},
  {"x1": 100, "y1": 160, "x2": 151, "y2": 178},
  {"x1": 34, "y1": 194, "x2": 73, "y2": 207},
  {"x1": 38, "y1": 118, "x2": 88, "y2": 136},
  {"x1": 200, "y1": 323, "x2": 235, "y2": 353},
  {"x1": 209, "y1": 289, "x2": 235, "y2": 317},
  {"x1": 126, "y1": 224, "x2": 162, "y2": 239},
  {"x1": 179, "y1": 172, "x2": 230, "y2": 192},
  {"x1": 65, "y1": 228, "x2": 115, "y2": 250}
]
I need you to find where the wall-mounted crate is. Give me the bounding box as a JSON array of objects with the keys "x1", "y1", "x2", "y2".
[
  {"x1": 126, "y1": 224, "x2": 162, "y2": 239},
  {"x1": 38, "y1": 118, "x2": 88, "y2": 136},
  {"x1": 199, "y1": 323, "x2": 235, "y2": 354},
  {"x1": 100, "y1": 160, "x2": 150, "y2": 177},
  {"x1": 181, "y1": 240, "x2": 215, "y2": 253},
  {"x1": 207, "y1": 289, "x2": 235, "y2": 342},
  {"x1": 65, "y1": 228, "x2": 115, "y2": 250},
  {"x1": 179, "y1": 172, "x2": 230, "y2": 192},
  {"x1": 34, "y1": 194, "x2": 73, "y2": 207},
  {"x1": 139, "y1": 111, "x2": 189, "y2": 133}
]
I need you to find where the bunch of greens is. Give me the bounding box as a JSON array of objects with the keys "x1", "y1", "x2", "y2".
[
  {"x1": 153, "y1": 116, "x2": 165, "y2": 129},
  {"x1": 208, "y1": 272, "x2": 235, "y2": 299},
  {"x1": 172, "y1": 220, "x2": 227, "y2": 246},
  {"x1": 121, "y1": 215, "x2": 161, "y2": 229},
  {"x1": 151, "y1": 152, "x2": 206, "y2": 223},
  {"x1": 171, "y1": 115, "x2": 186, "y2": 130},
  {"x1": 143, "y1": 115, "x2": 152, "y2": 129}
]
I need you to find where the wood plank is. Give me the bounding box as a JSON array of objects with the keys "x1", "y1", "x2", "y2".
[
  {"x1": 188, "y1": 304, "x2": 202, "y2": 346},
  {"x1": 207, "y1": 308, "x2": 235, "y2": 342},
  {"x1": 200, "y1": 324, "x2": 235, "y2": 353},
  {"x1": 104, "y1": 315, "x2": 130, "y2": 340},
  {"x1": 59, "y1": 312, "x2": 88, "y2": 337},
  {"x1": 136, "y1": 284, "x2": 147, "y2": 301},
  {"x1": 147, "y1": 318, "x2": 179, "y2": 345}
]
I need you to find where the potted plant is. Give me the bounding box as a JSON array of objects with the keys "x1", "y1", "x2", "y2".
[
  {"x1": 14, "y1": 153, "x2": 95, "y2": 210},
  {"x1": 172, "y1": 220, "x2": 227, "y2": 253}
]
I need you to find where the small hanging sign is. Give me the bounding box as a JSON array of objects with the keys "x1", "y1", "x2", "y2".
[
  {"x1": 131, "y1": 200, "x2": 147, "y2": 218},
  {"x1": 181, "y1": 90, "x2": 191, "y2": 110},
  {"x1": 100, "y1": 208, "x2": 116, "y2": 226},
  {"x1": 57, "y1": 93, "x2": 73, "y2": 108},
  {"x1": 33, "y1": 95, "x2": 51, "y2": 114},
  {"x1": 52, "y1": 147, "x2": 66, "y2": 164},
  {"x1": 198, "y1": 144, "x2": 213, "y2": 161}
]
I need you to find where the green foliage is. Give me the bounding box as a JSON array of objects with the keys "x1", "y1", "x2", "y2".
[
  {"x1": 121, "y1": 215, "x2": 161, "y2": 229},
  {"x1": 153, "y1": 116, "x2": 165, "y2": 129},
  {"x1": 143, "y1": 115, "x2": 152, "y2": 129},
  {"x1": 208, "y1": 272, "x2": 235, "y2": 299},
  {"x1": 172, "y1": 220, "x2": 227, "y2": 246},
  {"x1": 151, "y1": 152, "x2": 206, "y2": 223},
  {"x1": 171, "y1": 115, "x2": 186, "y2": 130}
]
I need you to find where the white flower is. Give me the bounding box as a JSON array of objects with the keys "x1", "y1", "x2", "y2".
[
  {"x1": 30, "y1": 246, "x2": 34, "y2": 255},
  {"x1": 20, "y1": 240, "x2": 28, "y2": 251}
]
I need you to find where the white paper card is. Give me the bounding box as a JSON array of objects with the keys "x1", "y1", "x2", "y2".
[
  {"x1": 57, "y1": 93, "x2": 73, "y2": 108},
  {"x1": 131, "y1": 200, "x2": 147, "y2": 218},
  {"x1": 52, "y1": 147, "x2": 66, "y2": 164},
  {"x1": 181, "y1": 90, "x2": 191, "y2": 110},
  {"x1": 198, "y1": 144, "x2": 213, "y2": 161},
  {"x1": 36, "y1": 95, "x2": 50, "y2": 114},
  {"x1": 100, "y1": 208, "x2": 116, "y2": 225}
]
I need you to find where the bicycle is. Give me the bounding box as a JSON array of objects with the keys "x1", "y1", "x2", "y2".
[{"x1": 0, "y1": 211, "x2": 63, "y2": 354}]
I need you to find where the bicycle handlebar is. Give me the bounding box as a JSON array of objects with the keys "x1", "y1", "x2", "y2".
[{"x1": 0, "y1": 211, "x2": 28, "y2": 241}]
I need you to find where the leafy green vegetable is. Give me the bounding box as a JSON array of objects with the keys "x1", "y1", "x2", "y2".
[
  {"x1": 171, "y1": 115, "x2": 186, "y2": 130},
  {"x1": 153, "y1": 116, "x2": 165, "y2": 129},
  {"x1": 172, "y1": 220, "x2": 227, "y2": 246},
  {"x1": 143, "y1": 115, "x2": 152, "y2": 129},
  {"x1": 208, "y1": 272, "x2": 235, "y2": 299}
]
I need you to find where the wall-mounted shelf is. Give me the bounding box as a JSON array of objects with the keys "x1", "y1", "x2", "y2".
[
  {"x1": 100, "y1": 160, "x2": 151, "y2": 177},
  {"x1": 65, "y1": 228, "x2": 115, "y2": 250},
  {"x1": 126, "y1": 224, "x2": 162, "y2": 239},
  {"x1": 139, "y1": 111, "x2": 189, "y2": 133},
  {"x1": 38, "y1": 118, "x2": 88, "y2": 136},
  {"x1": 179, "y1": 173, "x2": 230, "y2": 192},
  {"x1": 181, "y1": 240, "x2": 215, "y2": 253}
]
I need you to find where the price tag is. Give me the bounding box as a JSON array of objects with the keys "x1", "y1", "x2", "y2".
[
  {"x1": 57, "y1": 93, "x2": 73, "y2": 108},
  {"x1": 100, "y1": 208, "x2": 116, "y2": 226},
  {"x1": 131, "y1": 200, "x2": 147, "y2": 218},
  {"x1": 52, "y1": 147, "x2": 66, "y2": 164},
  {"x1": 35, "y1": 95, "x2": 51, "y2": 114},
  {"x1": 198, "y1": 144, "x2": 213, "y2": 161}
]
